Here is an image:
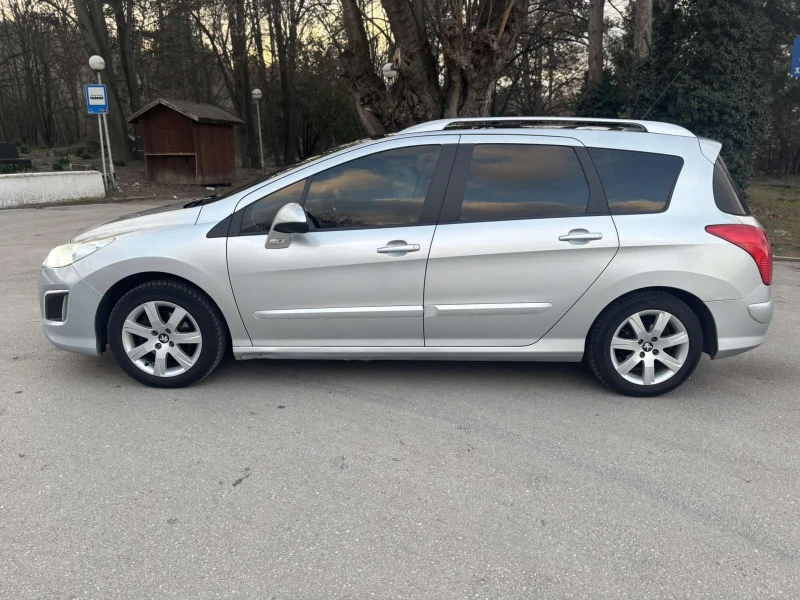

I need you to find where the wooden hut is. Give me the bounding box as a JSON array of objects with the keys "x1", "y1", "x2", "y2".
[{"x1": 127, "y1": 98, "x2": 244, "y2": 185}]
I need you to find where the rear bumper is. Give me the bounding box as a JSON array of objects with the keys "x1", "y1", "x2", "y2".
[
  {"x1": 38, "y1": 266, "x2": 102, "y2": 356},
  {"x1": 706, "y1": 285, "x2": 772, "y2": 359}
]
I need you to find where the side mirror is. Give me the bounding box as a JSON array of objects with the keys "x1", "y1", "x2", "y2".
[
  {"x1": 272, "y1": 202, "x2": 309, "y2": 234},
  {"x1": 267, "y1": 202, "x2": 308, "y2": 249}
]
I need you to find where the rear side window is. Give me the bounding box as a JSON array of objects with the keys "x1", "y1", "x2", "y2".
[
  {"x1": 588, "y1": 148, "x2": 683, "y2": 214},
  {"x1": 458, "y1": 144, "x2": 590, "y2": 221},
  {"x1": 713, "y1": 159, "x2": 749, "y2": 215}
]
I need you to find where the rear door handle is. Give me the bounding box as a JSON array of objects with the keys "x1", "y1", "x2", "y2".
[
  {"x1": 559, "y1": 229, "x2": 603, "y2": 244},
  {"x1": 377, "y1": 242, "x2": 420, "y2": 255}
]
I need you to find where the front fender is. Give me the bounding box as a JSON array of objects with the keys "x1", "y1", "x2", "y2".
[{"x1": 72, "y1": 224, "x2": 252, "y2": 347}]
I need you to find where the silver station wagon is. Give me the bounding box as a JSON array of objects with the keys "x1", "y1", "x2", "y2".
[{"x1": 39, "y1": 117, "x2": 773, "y2": 396}]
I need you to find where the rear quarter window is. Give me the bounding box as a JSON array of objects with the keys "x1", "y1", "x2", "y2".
[
  {"x1": 713, "y1": 159, "x2": 749, "y2": 215},
  {"x1": 588, "y1": 148, "x2": 683, "y2": 215}
]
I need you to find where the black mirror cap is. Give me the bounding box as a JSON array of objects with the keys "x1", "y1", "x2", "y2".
[{"x1": 273, "y1": 220, "x2": 309, "y2": 234}]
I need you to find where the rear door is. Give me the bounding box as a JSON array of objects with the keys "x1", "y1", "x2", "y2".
[{"x1": 423, "y1": 134, "x2": 619, "y2": 347}]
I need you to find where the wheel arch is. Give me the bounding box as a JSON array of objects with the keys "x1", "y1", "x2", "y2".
[
  {"x1": 95, "y1": 272, "x2": 233, "y2": 353},
  {"x1": 587, "y1": 286, "x2": 718, "y2": 358}
]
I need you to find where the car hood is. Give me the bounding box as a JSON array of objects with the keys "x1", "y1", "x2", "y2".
[{"x1": 70, "y1": 202, "x2": 202, "y2": 242}]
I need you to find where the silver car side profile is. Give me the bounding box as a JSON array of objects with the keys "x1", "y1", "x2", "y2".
[{"x1": 38, "y1": 117, "x2": 773, "y2": 396}]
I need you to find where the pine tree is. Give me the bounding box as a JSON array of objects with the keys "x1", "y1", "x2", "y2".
[{"x1": 635, "y1": 0, "x2": 775, "y2": 186}]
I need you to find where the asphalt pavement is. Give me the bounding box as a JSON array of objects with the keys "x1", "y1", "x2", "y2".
[{"x1": 1, "y1": 203, "x2": 799, "y2": 599}]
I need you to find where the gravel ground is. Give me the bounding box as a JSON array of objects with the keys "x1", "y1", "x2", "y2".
[{"x1": 1, "y1": 203, "x2": 799, "y2": 600}]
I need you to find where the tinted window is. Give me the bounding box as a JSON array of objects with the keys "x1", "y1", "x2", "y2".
[
  {"x1": 240, "y1": 179, "x2": 306, "y2": 234},
  {"x1": 458, "y1": 145, "x2": 590, "y2": 221},
  {"x1": 201, "y1": 139, "x2": 373, "y2": 206},
  {"x1": 304, "y1": 146, "x2": 441, "y2": 229},
  {"x1": 713, "y1": 159, "x2": 749, "y2": 215},
  {"x1": 589, "y1": 148, "x2": 683, "y2": 214}
]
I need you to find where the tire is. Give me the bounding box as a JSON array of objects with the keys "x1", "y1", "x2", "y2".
[
  {"x1": 587, "y1": 291, "x2": 703, "y2": 397},
  {"x1": 108, "y1": 279, "x2": 227, "y2": 388}
]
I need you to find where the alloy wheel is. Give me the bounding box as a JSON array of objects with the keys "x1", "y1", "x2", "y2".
[
  {"x1": 609, "y1": 310, "x2": 690, "y2": 386},
  {"x1": 120, "y1": 301, "x2": 203, "y2": 378}
]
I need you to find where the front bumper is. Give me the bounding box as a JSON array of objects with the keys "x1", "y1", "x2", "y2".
[
  {"x1": 706, "y1": 284, "x2": 773, "y2": 359},
  {"x1": 39, "y1": 266, "x2": 102, "y2": 356}
]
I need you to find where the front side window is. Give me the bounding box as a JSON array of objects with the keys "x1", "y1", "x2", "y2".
[
  {"x1": 588, "y1": 148, "x2": 683, "y2": 215},
  {"x1": 240, "y1": 179, "x2": 307, "y2": 234},
  {"x1": 457, "y1": 144, "x2": 590, "y2": 222},
  {"x1": 303, "y1": 146, "x2": 442, "y2": 229}
]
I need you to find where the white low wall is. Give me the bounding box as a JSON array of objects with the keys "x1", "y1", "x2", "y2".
[{"x1": 0, "y1": 171, "x2": 105, "y2": 208}]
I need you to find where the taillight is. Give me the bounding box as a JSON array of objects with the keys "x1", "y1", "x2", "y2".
[{"x1": 705, "y1": 224, "x2": 772, "y2": 285}]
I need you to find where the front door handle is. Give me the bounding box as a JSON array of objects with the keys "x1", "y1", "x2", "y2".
[
  {"x1": 377, "y1": 241, "x2": 420, "y2": 255},
  {"x1": 559, "y1": 229, "x2": 603, "y2": 244}
]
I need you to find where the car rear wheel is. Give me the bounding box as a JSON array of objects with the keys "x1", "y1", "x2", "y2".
[
  {"x1": 108, "y1": 280, "x2": 226, "y2": 388},
  {"x1": 587, "y1": 291, "x2": 703, "y2": 397}
]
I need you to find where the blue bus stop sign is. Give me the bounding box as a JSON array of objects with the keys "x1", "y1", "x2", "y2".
[
  {"x1": 793, "y1": 37, "x2": 800, "y2": 79},
  {"x1": 85, "y1": 84, "x2": 109, "y2": 114}
]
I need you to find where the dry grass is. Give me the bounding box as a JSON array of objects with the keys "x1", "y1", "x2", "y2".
[{"x1": 746, "y1": 176, "x2": 800, "y2": 258}]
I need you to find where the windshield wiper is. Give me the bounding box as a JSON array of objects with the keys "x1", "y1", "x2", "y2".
[{"x1": 183, "y1": 194, "x2": 218, "y2": 208}]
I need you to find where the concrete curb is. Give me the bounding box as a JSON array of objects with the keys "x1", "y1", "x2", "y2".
[
  {"x1": 0, "y1": 196, "x2": 114, "y2": 210},
  {"x1": 0, "y1": 196, "x2": 174, "y2": 211}
]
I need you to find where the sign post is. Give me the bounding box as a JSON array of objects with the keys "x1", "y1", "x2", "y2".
[
  {"x1": 99, "y1": 76, "x2": 116, "y2": 189},
  {"x1": 85, "y1": 83, "x2": 109, "y2": 190},
  {"x1": 792, "y1": 36, "x2": 800, "y2": 79},
  {"x1": 87, "y1": 55, "x2": 116, "y2": 191}
]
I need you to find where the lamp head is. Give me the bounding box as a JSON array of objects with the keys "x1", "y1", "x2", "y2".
[{"x1": 89, "y1": 55, "x2": 105, "y2": 72}]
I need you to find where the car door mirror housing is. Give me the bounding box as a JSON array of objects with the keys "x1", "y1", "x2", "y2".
[{"x1": 271, "y1": 202, "x2": 309, "y2": 234}]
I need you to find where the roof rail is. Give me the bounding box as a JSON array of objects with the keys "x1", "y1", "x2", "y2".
[{"x1": 400, "y1": 117, "x2": 695, "y2": 137}]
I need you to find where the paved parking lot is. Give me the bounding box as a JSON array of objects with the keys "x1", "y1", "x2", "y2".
[{"x1": 1, "y1": 203, "x2": 799, "y2": 599}]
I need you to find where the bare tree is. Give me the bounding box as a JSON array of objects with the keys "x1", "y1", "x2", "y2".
[
  {"x1": 72, "y1": 0, "x2": 133, "y2": 158},
  {"x1": 587, "y1": 0, "x2": 604, "y2": 89},
  {"x1": 110, "y1": 0, "x2": 141, "y2": 113},
  {"x1": 230, "y1": 0, "x2": 258, "y2": 167},
  {"x1": 633, "y1": 0, "x2": 653, "y2": 60},
  {"x1": 339, "y1": 0, "x2": 527, "y2": 134},
  {"x1": 268, "y1": 0, "x2": 309, "y2": 165}
]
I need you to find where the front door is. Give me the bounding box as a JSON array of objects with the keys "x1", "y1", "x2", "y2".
[
  {"x1": 423, "y1": 134, "x2": 619, "y2": 347},
  {"x1": 227, "y1": 138, "x2": 456, "y2": 347}
]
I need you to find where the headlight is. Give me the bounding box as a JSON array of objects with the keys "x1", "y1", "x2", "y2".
[{"x1": 43, "y1": 238, "x2": 115, "y2": 268}]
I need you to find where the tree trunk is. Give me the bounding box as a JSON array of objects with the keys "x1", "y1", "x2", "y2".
[
  {"x1": 340, "y1": 0, "x2": 522, "y2": 130},
  {"x1": 588, "y1": 0, "x2": 605, "y2": 89},
  {"x1": 380, "y1": 0, "x2": 441, "y2": 122},
  {"x1": 633, "y1": 0, "x2": 653, "y2": 60},
  {"x1": 73, "y1": 0, "x2": 132, "y2": 159},
  {"x1": 112, "y1": 0, "x2": 141, "y2": 114},
  {"x1": 777, "y1": 138, "x2": 790, "y2": 178},
  {"x1": 231, "y1": 0, "x2": 258, "y2": 169},
  {"x1": 251, "y1": 0, "x2": 279, "y2": 166},
  {"x1": 270, "y1": 0, "x2": 298, "y2": 165},
  {"x1": 339, "y1": 0, "x2": 390, "y2": 134}
]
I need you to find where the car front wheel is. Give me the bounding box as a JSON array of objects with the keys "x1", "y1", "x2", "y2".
[
  {"x1": 108, "y1": 279, "x2": 226, "y2": 388},
  {"x1": 587, "y1": 291, "x2": 704, "y2": 397}
]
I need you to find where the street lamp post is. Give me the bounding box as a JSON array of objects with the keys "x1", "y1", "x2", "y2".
[
  {"x1": 89, "y1": 55, "x2": 116, "y2": 190},
  {"x1": 252, "y1": 88, "x2": 264, "y2": 172}
]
